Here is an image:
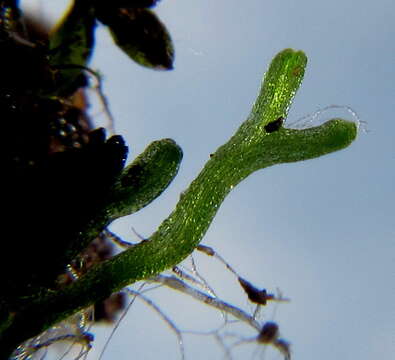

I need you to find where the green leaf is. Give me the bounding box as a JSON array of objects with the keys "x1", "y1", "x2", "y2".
[
  {"x1": 97, "y1": 8, "x2": 174, "y2": 70},
  {"x1": 48, "y1": 0, "x2": 96, "y2": 95}
]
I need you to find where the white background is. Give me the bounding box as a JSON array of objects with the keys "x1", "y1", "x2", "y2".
[{"x1": 22, "y1": 1, "x2": 395, "y2": 359}]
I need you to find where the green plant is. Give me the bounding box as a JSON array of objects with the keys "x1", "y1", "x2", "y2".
[{"x1": 0, "y1": 1, "x2": 357, "y2": 358}]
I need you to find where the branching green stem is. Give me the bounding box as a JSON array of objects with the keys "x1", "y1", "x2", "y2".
[{"x1": 0, "y1": 49, "x2": 357, "y2": 358}]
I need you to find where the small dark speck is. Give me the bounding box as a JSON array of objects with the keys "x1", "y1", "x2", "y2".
[{"x1": 264, "y1": 116, "x2": 284, "y2": 133}]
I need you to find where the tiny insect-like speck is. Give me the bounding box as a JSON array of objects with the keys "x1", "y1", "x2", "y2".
[{"x1": 264, "y1": 116, "x2": 284, "y2": 133}]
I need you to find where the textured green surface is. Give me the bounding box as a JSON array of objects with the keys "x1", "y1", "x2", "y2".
[
  {"x1": 48, "y1": 0, "x2": 96, "y2": 94},
  {"x1": 69, "y1": 138, "x2": 183, "y2": 264},
  {"x1": 0, "y1": 49, "x2": 357, "y2": 357},
  {"x1": 104, "y1": 8, "x2": 175, "y2": 70},
  {"x1": 107, "y1": 139, "x2": 183, "y2": 220}
]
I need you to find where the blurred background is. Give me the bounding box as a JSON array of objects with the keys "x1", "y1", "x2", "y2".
[{"x1": 22, "y1": 1, "x2": 395, "y2": 359}]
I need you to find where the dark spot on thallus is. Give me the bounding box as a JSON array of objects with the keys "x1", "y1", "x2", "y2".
[
  {"x1": 121, "y1": 163, "x2": 144, "y2": 188},
  {"x1": 264, "y1": 116, "x2": 284, "y2": 133}
]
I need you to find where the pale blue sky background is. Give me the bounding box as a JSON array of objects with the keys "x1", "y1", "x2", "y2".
[{"x1": 23, "y1": 1, "x2": 394, "y2": 360}]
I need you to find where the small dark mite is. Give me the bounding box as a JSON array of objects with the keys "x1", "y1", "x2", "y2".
[
  {"x1": 264, "y1": 116, "x2": 284, "y2": 133},
  {"x1": 238, "y1": 276, "x2": 274, "y2": 305}
]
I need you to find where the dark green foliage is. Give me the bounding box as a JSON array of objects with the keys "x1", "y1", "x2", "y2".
[
  {"x1": 47, "y1": 0, "x2": 174, "y2": 75},
  {"x1": 96, "y1": 7, "x2": 174, "y2": 69},
  {"x1": 49, "y1": 0, "x2": 97, "y2": 95}
]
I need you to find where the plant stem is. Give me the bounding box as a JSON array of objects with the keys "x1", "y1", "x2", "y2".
[{"x1": 0, "y1": 49, "x2": 357, "y2": 358}]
